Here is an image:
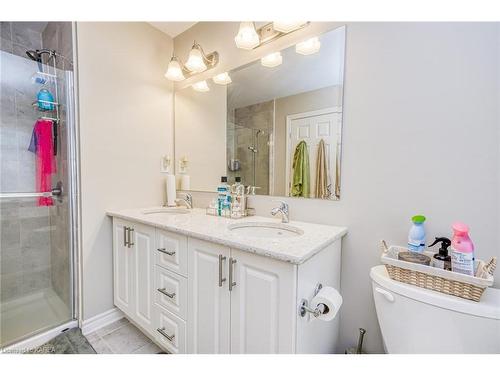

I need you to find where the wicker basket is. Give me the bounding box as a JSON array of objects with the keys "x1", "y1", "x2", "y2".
[{"x1": 380, "y1": 241, "x2": 495, "y2": 302}]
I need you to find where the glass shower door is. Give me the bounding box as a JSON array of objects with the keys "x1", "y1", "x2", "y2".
[{"x1": 0, "y1": 41, "x2": 75, "y2": 347}]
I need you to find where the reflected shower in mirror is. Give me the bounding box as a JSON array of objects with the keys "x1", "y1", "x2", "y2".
[{"x1": 175, "y1": 25, "x2": 345, "y2": 200}]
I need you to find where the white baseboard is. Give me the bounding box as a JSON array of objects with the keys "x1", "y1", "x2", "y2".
[
  {"x1": 81, "y1": 307, "x2": 124, "y2": 336},
  {"x1": 1, "y1": 320, "x2": 78, "y2": 353}
]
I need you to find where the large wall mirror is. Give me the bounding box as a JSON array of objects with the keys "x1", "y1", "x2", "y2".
[{"x1": 175, "y1": 25, "x2": 345, "y2": 200}]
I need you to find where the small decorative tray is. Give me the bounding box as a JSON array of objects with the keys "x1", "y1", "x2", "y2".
[
  {"x1": 380, "y1": 240, "x2": 495, "y2": 302},
  {"x1": 206, "y1": 206, "x2": 255, "y2": 219}
]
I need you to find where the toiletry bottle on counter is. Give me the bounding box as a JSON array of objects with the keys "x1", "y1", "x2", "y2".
[
  {"x1": 408, "y1": 215, "x2": 426, "y2": 253},
  {"x1": 450, "y1": 222, "x2": 475, "y2": 276},
  {"x1": 428, "y1": 237, "x2": 452, "y2": 270},
  {"x1": 231, "y1": 177, "x2": 245, "y2": 218},
  {"x1": 217, "y1": 176, "x2": 230, "y2": 216}
]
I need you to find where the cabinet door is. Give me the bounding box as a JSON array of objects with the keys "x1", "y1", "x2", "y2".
[
  {"x1": 188, "y1": 238, "x2": 230, "y2": 354},
  {"x1": 113, "y1": 219, "x2": 133, "y2": 317},
  {"x1": 130, "y1": 222, "x2": 155, "y2": 333},
  {"x1": 230, "y1": 249, "x2": 297, "y2": 354}
]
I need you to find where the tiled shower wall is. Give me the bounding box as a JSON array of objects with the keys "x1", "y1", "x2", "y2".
[
  {"x1": 228, "y1": 100, "x2": 273, "y2": 195},
  {"x1": 0, "y1": 22, "x2": 73, "y2": 307}
]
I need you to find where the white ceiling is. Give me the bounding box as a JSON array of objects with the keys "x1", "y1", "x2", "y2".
[{"x1": 148, "y1": 22, "x2": 196, "y2": 38}]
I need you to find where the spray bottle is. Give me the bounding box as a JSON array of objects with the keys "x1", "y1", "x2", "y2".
[{"x1": 428, "y1": 237, "x2": 452, "y2": 270}]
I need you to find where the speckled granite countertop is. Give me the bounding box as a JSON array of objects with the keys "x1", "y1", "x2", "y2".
[{"x1": 106, "y1": 208, "x2": 347, "y2": 264}]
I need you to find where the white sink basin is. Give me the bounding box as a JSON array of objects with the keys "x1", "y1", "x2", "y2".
[
  {"x1": 141, "y1": 207, "x2": 190, "y2": 215},
  {"x1": 228, "y1": 222, "x2": 304, "y2": 238}
]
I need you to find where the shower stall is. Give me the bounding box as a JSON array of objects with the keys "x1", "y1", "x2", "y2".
[
  {"x1": 0, "y1": 22, "x2": 79, "y2": 348},
  {"x1": 226, "y1": 100, "x2": 273, "y2": 195}
]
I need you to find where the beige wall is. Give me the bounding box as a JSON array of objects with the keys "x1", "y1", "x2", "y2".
[
  {"x1": 175, "y1": 84, "x2": 227, "y2": 191},
  {"x1": 174, "y1": 22, "x2": 500, "y2": 353},
  {"x1": 77, "y1": 22, "x2": 174, "y2": 320},
  {"x1": 274, "y1": 85, "x2": 343, "y2": 196}
]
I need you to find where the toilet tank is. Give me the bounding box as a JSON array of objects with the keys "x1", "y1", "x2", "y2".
[{"x1": 370, "y1": 265, "x2": 500, "y2": 354}]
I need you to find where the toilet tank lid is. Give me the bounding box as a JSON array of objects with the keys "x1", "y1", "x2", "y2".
[{"x1": 370, "y1": 265, "x2": 500, "y2": 320}]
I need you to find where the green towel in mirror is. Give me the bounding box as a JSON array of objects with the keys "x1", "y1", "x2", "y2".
[{"x1": 291, "y1": 140, "x2": 310, "y2": 198}]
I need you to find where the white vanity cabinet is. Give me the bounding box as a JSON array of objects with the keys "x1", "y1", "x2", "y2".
[
  {"x1": 187, "y1": 238, "x2": 231, "y2": 353},
  {"x1": 111, "y1": 216, "x2": 344, "y2": 354},
  {"x1": 112, "y1": 219, "x2": 155, "y2": 333},
  {"x1": 229, "y1": 248, "x2": 296, "y2": 354}
]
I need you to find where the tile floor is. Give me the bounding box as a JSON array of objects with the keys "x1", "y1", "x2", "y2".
[{"x1": 84, "y1": 318, "x2": 163, "y2": 354}]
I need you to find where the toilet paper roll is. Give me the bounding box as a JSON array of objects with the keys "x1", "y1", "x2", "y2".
[
  {"x1": 311, "y1": 286, "x2": 343, "y2": 322},
  {"x1": 180, "y1": 174, "x2": 190, "y2": 191},
  {"x1": 165, "y1": 174, "x2": 177, "y2": 207}
]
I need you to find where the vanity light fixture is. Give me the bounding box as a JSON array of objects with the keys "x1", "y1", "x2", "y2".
[
  {"x1": 164, "y1": 55, "x2": 186, "y2": 81},
  {"x1": 295, "y1": 37, "x2": 321, "y2": 55},
  {"x1": 235, "y1": 21, "x2": 309, "y2": 50},
  {"x1": 185, "y1": 42, "x2": 208, "y2": 72},
  {"x1": 234, "y1": 22, "x2": 260, "y2": 50},
  {"x1": 212, "y1": 72, "x2": 232, "y2": 85},
  {"x1": 273, "y1": 21, "x2": 305, "y2": 33},
  {"x1": 261, "y1": 52, "x2": 283, "y2": 68},
  {"x1": 164, "y1": 41, "x2": 219, "y2": 81},
  {"x1": 192, "y1": 80, "x2": 210, "y2": 92}
]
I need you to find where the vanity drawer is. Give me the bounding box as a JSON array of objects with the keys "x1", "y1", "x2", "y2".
[
  {"x1": 155, "y1": 229, "x2": 187, "y2": 276},
  {"x1": 155, "y1": 265, "x2": 187, "y2": 320},
  {"x1": 153, "y1": 304, "x2": 186, "y2": 354}
]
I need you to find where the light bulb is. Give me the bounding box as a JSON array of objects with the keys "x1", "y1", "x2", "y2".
[
  {"x1": 164, "y1": 57, "x2": 185, "y2": 81},
  {"x1": 192, "y1": 80, "x2": 210, "y2": 92},
  {"x1": 212, "y1": 72, "x2": 232, "y2": 85},
  {"x1": 261, "y1": 52, "x2": 282, "y2": 68},
  {"x1": 185, "y1": 44, "x2": 207, "y2": 73},
  {"x1": 295, "y1": 37, "x2": 321, "y2": 55},
  {"x1": 273, "y1": 21, "x2": 304, "y2": 33},
  {"x1": 234, "y1": 22, "x2": 260, "y2": 50}
]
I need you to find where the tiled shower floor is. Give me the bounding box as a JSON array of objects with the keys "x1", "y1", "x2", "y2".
[{"x1": 0, "y1": 288, "x2": 70, "y2": 347}]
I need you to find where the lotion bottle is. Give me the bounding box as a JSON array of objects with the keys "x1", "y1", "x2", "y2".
[{"x1": 450, "y1": 222, "x2": 475, "y2": 276}]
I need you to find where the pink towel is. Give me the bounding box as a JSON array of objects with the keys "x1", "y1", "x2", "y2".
[{"x1": 29, "y1": 119, "x2": 56, "y2": 206}]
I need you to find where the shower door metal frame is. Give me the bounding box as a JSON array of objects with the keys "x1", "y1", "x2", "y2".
[{"x1": 70, "y1": 21, "x2": 82, "y2": 326}]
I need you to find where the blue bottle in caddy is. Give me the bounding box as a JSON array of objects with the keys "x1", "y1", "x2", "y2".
[{"x1": 37, "y1": 89, "x2": 55, "y2": 111}]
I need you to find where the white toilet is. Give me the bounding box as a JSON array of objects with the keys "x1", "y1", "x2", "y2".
[{"x1": 370, "y1": 265, "x2": 500, "y2": 354}]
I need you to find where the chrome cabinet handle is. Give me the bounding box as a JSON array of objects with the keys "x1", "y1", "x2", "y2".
[
  {"x1": 158, "y1": 248, "x2": 176, "y2": 256},
  {"x1": 218, "y1": 254, "x2": 226, "y2": 287},
  {"x1": 157, "y1": 288, "x2": 176, "y2": 299},
  {"x1": 127, "y1": 228, "x2": 134, "y2": 247},
  {"x1": 157, "y1": 328, "x2": 175, "y2": 342},
  {"x1": 229, "y1": 258, "x2": 237, "y2": 291},
  {"x1": 123, "y1": 226, "x2": 128, "y2": 247}
]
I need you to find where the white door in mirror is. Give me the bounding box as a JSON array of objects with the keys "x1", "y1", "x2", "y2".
[{"x1": 286, "y1": 108, "x2": 342, "y2": 198}]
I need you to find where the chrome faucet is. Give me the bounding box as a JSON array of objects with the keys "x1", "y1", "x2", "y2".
[
  {"x1": 271, "y1": 200, "x2": 289, "y2": 223},
  {"x1": 175, "y1": 193, "x2": 193, "y2": 209},
  {"x1": 246, "y1": 186, "x2": 261, "y2": 195}
]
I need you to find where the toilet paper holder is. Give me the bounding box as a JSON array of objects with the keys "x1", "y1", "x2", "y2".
[{"x1": 299, "y1": 283, "x2": 329, "y2": 318}]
